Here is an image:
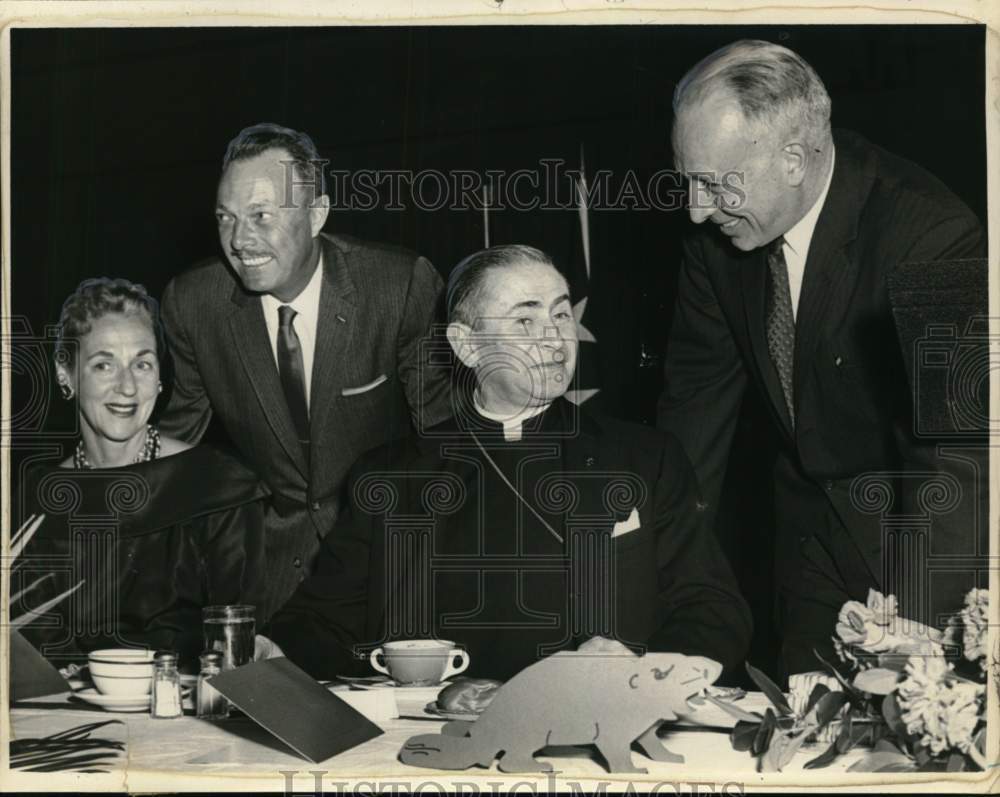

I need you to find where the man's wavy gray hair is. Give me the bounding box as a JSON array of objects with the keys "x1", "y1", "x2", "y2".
[{"x1": 673, "y1": 39, "x2": 832, "y2": 147}]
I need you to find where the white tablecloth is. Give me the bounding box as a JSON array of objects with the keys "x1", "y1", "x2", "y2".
[{"x1": 8, "y1": 688, "x2": 865, "y2": 792}]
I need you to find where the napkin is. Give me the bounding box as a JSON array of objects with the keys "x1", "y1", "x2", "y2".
[
  {"x1": 208, "y1": 657, "x2": 383, "y2": 763},
  {"x1": 10, "y1": 629, "x2": 69, "y2": 701}
]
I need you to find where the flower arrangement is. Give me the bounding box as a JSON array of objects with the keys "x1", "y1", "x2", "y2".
[{"x1": 710, "y1": 588, "x2": 990, "y2": 772}]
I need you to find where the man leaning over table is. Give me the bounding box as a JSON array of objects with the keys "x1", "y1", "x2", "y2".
[
  {"x1": 158, "y1": 123, "x2": 452, "y2": 623},
  {"x1": 264, "y1": 244, "x2": 752, "y2": 682},
  {"x1": 657, "y1": 40, "x2": 987, "y2": 680}
]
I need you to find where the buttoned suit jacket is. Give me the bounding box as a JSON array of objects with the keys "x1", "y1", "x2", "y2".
[
  {"x1": 658, "y1": 130, "x2": 986, "y2": 628},
  {"x1": 159, "y1": 233, "x2": 453, "y2": 619}
]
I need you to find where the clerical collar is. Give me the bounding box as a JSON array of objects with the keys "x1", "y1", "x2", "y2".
[{"x1": 473, "y1": 393, "x2": 551, "y2": 442}]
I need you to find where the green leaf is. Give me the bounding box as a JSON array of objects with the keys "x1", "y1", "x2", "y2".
[
  {"x1": 703, "y1": 693, "x2": 763, "y2": 724},
  {"x1": 731, "y1": 720, "x2": 760, "y2": 752},
  {"x1": 873, "y1": 737, "x2": 906, "y2": 755},
  {"x1": 746, "y1": 663, "x2": 793, "y2": 715},
  {"x1": 839, "y1": 714, "x2": 882, "y2": 758},
  {"x1": 804, "y1": 683, "x2": 830, "y2": 714},
  {"x1": 881, "y1": 694, "x2": 908, "y2": 738},
  {"x1": 775, "y1": 716, "x2": 797, "y2": 731},
  {"x1": 815, "y1": 691, "x2": 849, "y2": 727},
  {"x1": 11, "y1": 580, "x2": 84, "y2": 630},
  {"x1": 765, "y1": 728, "x2": 812, "y2": 772},
  {"x1": 834, "y1": 711, "x2": 854, "y2": 753},
  {"x1": 853, "y1": 667, "x2": 902, "y2": 695},
  {"x1": 946, "y1": 753, "x2": 966, "y2": 772},
  {"x1": 813, "y1": 649, "x2": 867, "y2": 705},
  {"x1": 752, "y1": 709, "x2": 777, "y2": 757},
  {"x1": 804, "y1": 740, "x2": 841, "y2": 769},
  {"x1": 916, "y1": 756, "x2": 949, "y2": 772},
  {"x1": 847, "y1": 751, "x2": 917, "y2": 772}
]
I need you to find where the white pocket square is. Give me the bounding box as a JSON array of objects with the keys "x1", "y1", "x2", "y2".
[
  {"x1": 611, "y1": 507, "x2": 641, "y2": 538},
  {"x1": 341, "y1": 374, "x2": 389, "y2": 396}
]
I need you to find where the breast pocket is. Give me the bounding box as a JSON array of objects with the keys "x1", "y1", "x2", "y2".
[
  {"x1": 612, "y1": 523, "x2": 656, "y2": 555},
  {"x1": 340, "y1": 374, "x2": 390, "y2": 397}
]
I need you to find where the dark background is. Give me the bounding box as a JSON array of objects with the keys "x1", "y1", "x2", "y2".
[{"x1": 10, "y1": 25, "x2": 987, "y2": 680}]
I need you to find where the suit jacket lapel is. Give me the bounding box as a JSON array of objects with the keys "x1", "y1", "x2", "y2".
[
  {"x1": 227, "y1": 287, "x2": 308, "y2": 477},
  {"x1": 793, "y1": 135, "x2": 869, "y2": 409},
  {"x1": 309, "y1": 236, "x2": 358, "y2": 469},
  {"x1": 741, "y1": 250, "x2": 795, "y2": 437}
]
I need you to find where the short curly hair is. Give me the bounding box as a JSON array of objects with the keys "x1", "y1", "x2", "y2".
[{"x1": 54, "y1": 277, "x2": 163, "y2": 370}]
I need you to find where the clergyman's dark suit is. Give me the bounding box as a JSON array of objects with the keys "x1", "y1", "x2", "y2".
[{"x1": 268, "y1": 397, "x2": 753, "y2": 682}]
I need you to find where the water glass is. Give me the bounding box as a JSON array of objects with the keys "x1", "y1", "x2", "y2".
[{"x1": 202, "y1": 604, "x2": 255, "y2": 671}]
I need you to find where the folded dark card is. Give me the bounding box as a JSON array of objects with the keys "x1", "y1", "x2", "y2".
[
  {"x1": 10, "y1": 629, "x2": 69, "y2": 701},
  {"x1": 208, "y1": 657, "x2": 383, "y2": 763}
]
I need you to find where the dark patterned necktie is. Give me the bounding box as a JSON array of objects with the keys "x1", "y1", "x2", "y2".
[
  {"x1": 277, "y1": 305, "x2": 310, "y2": 455},
  {"x1": 765, "y1": 237, "x2": 796, "y2": 428}
]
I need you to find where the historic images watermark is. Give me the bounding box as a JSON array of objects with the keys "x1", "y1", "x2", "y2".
[
  {"x1": 279, "y1": 770, "x2": 747, "y2": 795},
  {"x1": 273, "y1": 158, "x2": 747, "y2": 214}
]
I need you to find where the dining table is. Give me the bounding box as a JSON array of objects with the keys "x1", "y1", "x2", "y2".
[{"x1": 7, "y1": 681, "x2": 881, "y2": 792}]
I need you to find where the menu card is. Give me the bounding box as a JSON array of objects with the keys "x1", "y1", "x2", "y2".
[{"x1": 208, "y1": 657, "x2": 383, "y2": 763}]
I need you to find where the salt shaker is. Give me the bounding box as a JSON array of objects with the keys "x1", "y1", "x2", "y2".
[
  {"x1": 196, "y1": 650, "x2": 229, "y2": 719},
  {"x1": 150, "y1": 651, "x2": 183, "y2": 719}
]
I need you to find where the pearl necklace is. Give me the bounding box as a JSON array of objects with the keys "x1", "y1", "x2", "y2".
[{"x1": 73, "y1": 425, "x2": 161, "y2": 470}]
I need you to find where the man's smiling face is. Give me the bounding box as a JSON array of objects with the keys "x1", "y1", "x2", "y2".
[
  {"x1": 673, "y1": 92, "x2": 797, "y2": 252},
  {"x1": 215, "y1": 148, "x2": 327, "y2": 302}
]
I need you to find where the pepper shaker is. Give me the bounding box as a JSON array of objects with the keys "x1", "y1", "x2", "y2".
[{"x1": 196, "y1": 650, "x2": 229, "y2": 719}]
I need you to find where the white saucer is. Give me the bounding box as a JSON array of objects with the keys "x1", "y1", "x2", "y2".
[
  {"x1": 73, "y1": 687, "x2": 151, "y2": 713},
  {"x1": 336, "y1": 674, "x2": 444, "y2": 690},
  {"x1": 423, "y1": 702, "x2": 479, "y2": 722}
]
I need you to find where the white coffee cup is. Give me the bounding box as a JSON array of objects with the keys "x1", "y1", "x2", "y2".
[{"x1": 369, "y1": 639, "x2": 469, "y2": 686}]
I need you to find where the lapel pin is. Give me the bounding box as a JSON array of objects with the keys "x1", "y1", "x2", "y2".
[
  {"x1": 585, "y1": 456, "x2": 596, "y2": 467},
  {"x1": 336, "y1": 314, "x2": 347, "y2": 324}
]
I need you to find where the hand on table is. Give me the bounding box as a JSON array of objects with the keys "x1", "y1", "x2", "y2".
[{"x1": 254, "y1": 634, "x2": 285, "y2": 661}]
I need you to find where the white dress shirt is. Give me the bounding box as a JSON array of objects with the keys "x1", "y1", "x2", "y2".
[
  {"x1": 260, "y1": 255, "x2": 324, "y2": 410},
  {"x1": 781, "y1": 147, "x2": 836, "y2": 321}
]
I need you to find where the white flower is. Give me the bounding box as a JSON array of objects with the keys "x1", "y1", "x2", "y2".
[
  {"x1": 945, "y1": 683, "x2": 982, "y2": 753},
  {"x1": 897, "y1": 654, "x2": 984, "y2": 755},
  {"x1": 960, "y1": 588, "x2": 989, "y2": 668},
  {"x1": 835, "y1": 590, "x2": 943, "y2": 660},
  {"x1": 835, "y1": 600, "x2": 874, "y2": 647},
  {"x1": 867, "y1": 589, "x2": 898, "y2": 624}
]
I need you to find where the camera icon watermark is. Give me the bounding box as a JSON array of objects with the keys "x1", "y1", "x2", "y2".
[{"x1": 913, "y1": 317, "x2": 996, "y2": 437}]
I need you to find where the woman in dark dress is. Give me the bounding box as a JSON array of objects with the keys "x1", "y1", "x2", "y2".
[{"x1": 17, "y1": 278, "x2": 271, "y2": 667}]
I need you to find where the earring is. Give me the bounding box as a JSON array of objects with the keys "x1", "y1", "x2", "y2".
[
  {"x1": 157, "y1": 382, "x2": 163, "y2": 394},
  {"x1": 59, "y1": 383, "x2": 73, "y2": 400}
]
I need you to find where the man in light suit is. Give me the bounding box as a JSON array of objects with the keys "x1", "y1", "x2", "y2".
[
  {"x1": 267, "y1": 245, "x2": 752, "y2": 684},
  {"x1": 658, "y1": 41, "x2": 987, "y2": 678},
  {"x1": 159, "y1": 123, "x2": 452, "y2": 621}
]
